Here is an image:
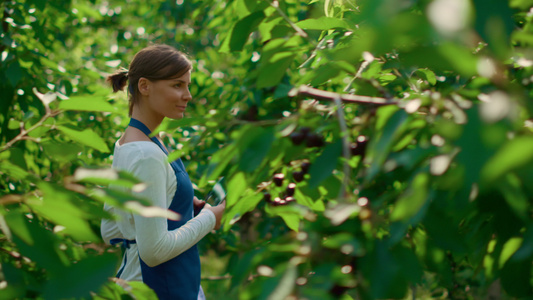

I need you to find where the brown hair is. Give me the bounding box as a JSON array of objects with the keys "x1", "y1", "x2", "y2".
[{"x1": 106, "y1": 44, "x2": 192, "y2": 116}]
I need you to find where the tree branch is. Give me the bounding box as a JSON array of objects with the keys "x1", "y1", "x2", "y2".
[
  {"x1": 0, "y1": 109, "x2": 59, "y2": 153},
  {"x1": 289, "y1": 85, "x2": 400, "y2": 106}
]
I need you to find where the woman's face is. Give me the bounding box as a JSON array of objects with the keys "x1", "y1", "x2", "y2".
[{"x1": 144, "y1": 70, "x2": 192, "y2": 120}]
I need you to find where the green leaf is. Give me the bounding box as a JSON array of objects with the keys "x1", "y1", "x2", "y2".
[
  {"x1": 127, "y1": 281, "x2": 160, "y2": 299},
  {"x1": 223, "y1": 190, "x2": 262, "y2": 229},
  {"x1": 400, "y1": 43, "x2": 478, "y2": 77},
  {"x1": 295, "y1": 17, "x2": 352, "y2": 30},
  {"x1": 226, "y1": 172, "x2": 247, "y2": 211},
  {"x1": 58, "y1": 96, "x2": 116, "y2": 112},
  {"x1": 415, "y1": 68, "x2": 437, "y2": 85},
  {"x1": 267, "y1": 260, "x2": 299, "y2": 299},
  {"x1": 238, "y1": 126, "x2": 275, "y2": 172},
  {"x1": 201, "y1": 143, "x2": 237, "y2": 185},
  {"x1": 391, "y1": 173, "x2": 430, "y2": 222},
  {"x1": 4, "y1": 210, "x2": 70, "y2": 271},
  {"x1": 257, "y1": 37, "x2": 301, "y2": 88},
  {"x1": 308, "y1": 139, "x2": 343, "y2": 188},
  {"x1": 366, "y1": 107, "x2": 407, "y2": 181},
  {"x1": 0, "y1": 160, "x2": 29, "y2": 180},
  {"x1": 501, "y1": 257, "x2": 533, "y2": 297},
  {"x1": 56, "y1": 125, "x2": 110, "y2": 153},
  {"x1": 6, "y1": 60, "x2": 22, "y2": 86},
  {"x1": 221, "y1": 10, "x2": 266, "y2": 52},
  {"x1": 27, "y1": 182, "x2": 99, "y2": 241},
  {"x1": 159, "y1": 117, "x2": 206, "y2": 133},
  {"x1": 472, "y1": 0, "x2": 514, "y2": 58},
  {"x1": 258, "y1": 16, "x2": 283, "y2": 42},
  {"x1": 322, "y1": 232, "x2": 364, "y2": 255},
  {"x1": 498, "y1": 174, "x2": 529, "y2": 221},
  {"x1": 499, "y1": 237, "x2": 522, "y2": 268},
  {"x1": 42, "y1": 140, "x2": 84, "y2": 162},
  {"x1": 73, "y1": 167, "x2": 141, "y2": 188},
  {"x1": 265, "y1": 204, "x2": 302, "y2": 231},
  {"x1": 481, "y1": 136, "x2": 533, "y2": 183},
  {"x1": 43, "y1": 253, "x2": 118, "y2": 299},
  {"x1": 360, "y1": 240, "x2": 409, "y2": 298},
  {"x1": 510, "y1": 225, "x2": 533, "y2": 262},
  {"x1": 257, "y1": 52, "x2": 296, "y2": 88},
  {"x1": 301, "y1": 63, "x2": 341, "y2": 86},
  {"x1": 510, "y1": 0, "x2": 533, "y2": 9}
]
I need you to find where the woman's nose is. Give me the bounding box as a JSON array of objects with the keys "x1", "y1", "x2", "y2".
[{"x1": 184, "y1": 88, "x2": 192, "y2": 101}]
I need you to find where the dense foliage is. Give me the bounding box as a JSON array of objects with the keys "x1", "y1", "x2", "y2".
[{"x1": 2, "y1": 0, "x2": 533, "y2": 299}]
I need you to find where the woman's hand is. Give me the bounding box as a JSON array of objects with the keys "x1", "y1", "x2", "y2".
[
  {"x1": 204, "y1": 200, "x2": 226, "y2": 230},
  {"x1": 193, "y1": 196, "x2": 205, "y2": 210},
  {"x1": 193, "y1": 196, "x2": 206, "y2": 216}
]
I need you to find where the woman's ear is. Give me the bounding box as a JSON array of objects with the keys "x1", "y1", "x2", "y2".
[{"x1": 138, "y1": 78, "x2": 151, "y2": 96}]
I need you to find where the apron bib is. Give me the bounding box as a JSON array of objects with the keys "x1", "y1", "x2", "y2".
[{"x1": 129, "y1": 118, "x2": 201, "y2": 300}]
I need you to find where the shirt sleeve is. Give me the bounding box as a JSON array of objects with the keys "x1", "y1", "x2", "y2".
[
  {"x1": 100, "y1": 204, "x2": 123, "y2": 245},
  {"x1": 128, "y1": 147, "x2": 216, "y2": 267}
]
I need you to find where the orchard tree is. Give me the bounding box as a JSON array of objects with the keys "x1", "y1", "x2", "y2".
[{"x1": 1, "y1": 0, "x2": 533, "y2": 299}]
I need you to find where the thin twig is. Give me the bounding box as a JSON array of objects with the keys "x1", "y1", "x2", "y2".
[
  {"x1": 298, "y1": 38, "x2": 327, "y2": 69},
  {"x1": 201, "y1": 275, "x2": 232, "y2": 281},
  {"x1": 289, "y1": 85, "x2": 400, "y2": 106},
  {"x1": 268, "y1": 0, "x2": 308, "y2": 38},
  {"x1": 333, "y1": 96, "x2": 351, "y2": 201},
  {"x1": 343, "y1": 58, "x2": 372, "y2": 93}
]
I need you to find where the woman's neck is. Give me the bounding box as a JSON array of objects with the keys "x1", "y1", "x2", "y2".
[{"x1": 130, "y1": 106, "x2": 164, "y2": 133}]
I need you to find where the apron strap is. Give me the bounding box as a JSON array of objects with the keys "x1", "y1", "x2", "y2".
[
  {"x1": 128, "y1": 118, "x2": 169, "y2": 155},
  {"x1": 110, "y1": 238, "x2": 137, "y2": 249}
]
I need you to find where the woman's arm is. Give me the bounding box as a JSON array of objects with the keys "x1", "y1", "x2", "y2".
[
  {"x1": 127, "y1": 147, "x2": 216, "y2": 267},
  {"x1": 100, "y1": 204, "x2": 123, "y2": 245}
]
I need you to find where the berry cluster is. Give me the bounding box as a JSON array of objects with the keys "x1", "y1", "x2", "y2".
[
  {"x1": 264, "y1": 161, "x2": 311, "y2": 206},
  {"x1": 289, "y1": 127, "x2": 325, "y2": 148}
]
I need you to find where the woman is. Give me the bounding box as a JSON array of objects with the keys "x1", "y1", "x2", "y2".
[{"x1": 100, "y1": 44, "x2": 225, "y2": 300}]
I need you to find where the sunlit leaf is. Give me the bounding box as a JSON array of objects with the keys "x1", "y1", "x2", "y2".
[
  {"x1": 58, "y1": 96, "x2": 116, "y2": 112},
  {"x1": 56, "y1": 125, "x2": 110, "y2": 153},
  {"x1": 42, "y1": 140, "x2": 83, "y2": 162},
  {"x1": 124, "y1": 201, "x2": 180, "y2": 220},
  {"x1": 221, "y1": 10, "x2": 266, "y2": 52},
  {"x1": 481, "y1": 136, "x2": 533, "y2": 183},
  {"x1": 296, "y1": 17, "x2": 352, "y2": 30},
  {"x1": 391, "y1": 173, "x2": 430, "y2": 222}
]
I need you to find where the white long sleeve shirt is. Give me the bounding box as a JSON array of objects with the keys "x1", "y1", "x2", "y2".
[{"x1": 100, "y1": 140, "x2": 216, "y2": 281}]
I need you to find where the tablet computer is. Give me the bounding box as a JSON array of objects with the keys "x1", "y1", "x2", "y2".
[{"x1": 205, "y1": 177, "x2": 226, "y2": 206}]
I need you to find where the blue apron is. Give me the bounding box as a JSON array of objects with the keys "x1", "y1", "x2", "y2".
[{"x1": 128, "y1": 118, "x2": 201, "y2": 300}]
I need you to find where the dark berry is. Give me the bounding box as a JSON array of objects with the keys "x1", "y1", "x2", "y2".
[
  {"x1": 285, "y1": 196, "x2": 295, "y2": 203},
  {"x1": 289, "y1": 131, "x2": 305, "y2": 145},
  {"x1": 306, "y1": 133, "x2": 325, "y2": 148},
  {"x1": 263, "y1": 192, "x2": 272, "y2": 203},
  {"x1": 301, "y1": 161, "x2": 311, "y2": 173},
  {"x1": 350, "y1": 143, "x2": 360, "y2": 156},
  {"x1": 293, "y1": 171, "x2": 304, "y2": 182},
  {"x1": 243, "y1": 105, "x2": 258, "y2": 121},
  {"x1": 271, "y1": 197, "x2": 283, "y2": 206},
  {"x1": 330, "y1": 284, "x2": 349, "y2": 297},
  {"x1": 286, "y1": 183, "x2": 296, "y2": 196},
  {"x1": 273, "y1": 173, "x2": 284, "y2": 186},
  {"x1": 351, "y1": 135, "x2": 368, "y2": 156},
  {"x1": 299, "y1": 126, "x2": 311, "y2": 137}
]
